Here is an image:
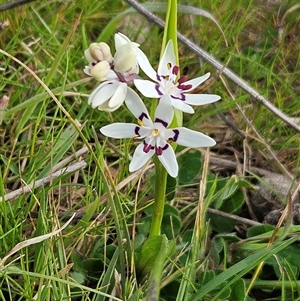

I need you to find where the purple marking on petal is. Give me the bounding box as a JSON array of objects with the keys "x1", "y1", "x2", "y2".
[
  {"x1": 171, "y1": 93, "x2": 186, "y2": 101},
  {"x1": 156, "y1": 74, "x2": 161, "y2": 81},
  {"x1": 134, "y1": 126, "x2": 140, "y2": 136},
  {"x1": 172, "y1": 129, "x2": 179, "y2": 142},
  {"x1": 162, "y1": 144, "x2": 169, "y2": 151},
  {"x1": 138, "y1": 112, "x2": 149, "y2": 121},
  {"x1": 155, "y1": 84, "x2": 163, "y2": 96},
  {"x1": 154, "y1": 117, "x2": 168, "y2": 128}
]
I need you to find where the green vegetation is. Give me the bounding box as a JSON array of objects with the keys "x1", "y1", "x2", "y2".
[{"x1": 1, "y1": 0, "x2": 300, "y2": 300}]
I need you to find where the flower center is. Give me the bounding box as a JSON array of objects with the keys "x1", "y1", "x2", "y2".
[{"x1": 151, "y1": 128, "x2": 160, "y2": 137}]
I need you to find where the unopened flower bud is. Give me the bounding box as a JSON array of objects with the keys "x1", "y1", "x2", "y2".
[
  {"x1": 114, "y1": 43, "x2": 139, "y2": 74},
  {"x1": 90, "y1": 60, "x2": 111, "y2": 81},
  {"x1": 84, "y1": 42, "x2": 113, "y2": 63}
]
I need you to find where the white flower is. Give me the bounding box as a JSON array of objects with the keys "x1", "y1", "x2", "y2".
[
  {"x1": 88, "y1": 77, "x2": 140, "y2": 112},
  {"x1": 84, "y1": 42, "x2": 114, "y2": 81},
  {"x1": 134, "y1": 40, "x2": 221, "y2": 114},
  {"x1": 114, "y1": 33, "x2": 139, "y2": 74},
  {"x1": 100, "y1": 95, "x2": 216, "y2": 177},
  {"x1": 84, "y1": 60, "x2": 111, "y2": 82},
  {"x1": 87, "y1": 33, "x2": 152, "y2": 112}
]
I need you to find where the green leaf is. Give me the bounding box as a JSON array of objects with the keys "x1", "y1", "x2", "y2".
[
  {"x1": 95, "y1": 247, "x2": 120, "y2": 301},
  {"x1": 208, "y1": 189, "x2": 244, "y2": 233},
  {"x1": 187, "y1": 237, "x2": 298, "y2": 301},
  {"x1": 166, "y1": 175, "x2": 177, "y2": 201},
  {"x1": 137, "y1": 235, "x2": 174, "y2": 281},
  {"x1": 247, "y1": 225, "x2": 275, "y2": 238},
  {"x1": 146, "y1": 235, "x2": 174, "y2": 301},
  {"x1": 178, "y1": 149, "x2": 202, "y2": 184},
  {"x1": 230, "y1": 279, "x2": 246, "y2": 301}
]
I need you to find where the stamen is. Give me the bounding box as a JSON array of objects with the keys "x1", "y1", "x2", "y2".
[
  {"x1": 178, "y1": 75, "x2": 187, "y2": 84},
  {"x1": 167, "y1": 63, "x2": 171, "y2": 69},
  {"x1": 156, "y1": 146, "x2": 163, "y2": 155},
  {"x1": 143, "y1": 142, "x2": 153, "y2": 153},
  {"x1": 172, "y1": 65, "x2": 179, "y2": 75}
]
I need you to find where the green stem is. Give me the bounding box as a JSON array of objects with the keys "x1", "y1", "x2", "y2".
[{"x1": 149, "y1": 158, "x2": 168, "y2": 237}]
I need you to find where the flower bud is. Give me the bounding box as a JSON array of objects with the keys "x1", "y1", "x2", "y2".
[
  {"x1": 90, "y1": 60, "x2": 111, "y2": 81},
  {"x1": 114, "y1": 43, "x2": 139, "y2": 74},
  {"x1": 84, "y1": 42, "x2": 113, "y2": 63}
]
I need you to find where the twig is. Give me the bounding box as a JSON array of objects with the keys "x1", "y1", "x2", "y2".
[
  {"x1": 0, "y1": 161, "x2": 87, "y2": 202},
  {"x1": 207, "y1": 152, "x2": 279, "y2": 177},
  {"x1": 123, "y1": 0, "x2": 300, "y2": 133},
  {"x1": 0, "y1": 0, "x2": 37, "y2": 11},
  {"x1": 207, "y1": 207, "x2": 261, "y2": 226}
]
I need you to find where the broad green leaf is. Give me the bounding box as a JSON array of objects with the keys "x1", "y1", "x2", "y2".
[
  {"x1": 230, "y1": 279, "x2": 246, "y2": 301},
  {"x1": 178, "y1": 149, "x2": 202, "y2": 184},
  {"x1": 137, "y1": 235, "x2": 174, "y2": 281},
  {"x1": 247, "y1": 225, "x2": 275, "y2": 238}
]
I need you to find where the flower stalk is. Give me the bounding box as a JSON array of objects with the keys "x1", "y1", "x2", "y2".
[{"x1": 149, "y1": 158, "x2": 168, "y2": 237}]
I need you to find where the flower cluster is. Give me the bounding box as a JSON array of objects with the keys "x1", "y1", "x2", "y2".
[{"x1": 84, "y1": 33, "x2": 220, "y2": 177}]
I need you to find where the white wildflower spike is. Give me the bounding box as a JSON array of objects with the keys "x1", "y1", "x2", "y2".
[
  {"x1": 134, "y1": 40, "x2": 221, "y2": 114},
  {"x1": 85, "y1": 33, "x2": 150, "y2": 112},
  {"x1": 100, "y1": 95, "x2": 216, "y2": 177}
]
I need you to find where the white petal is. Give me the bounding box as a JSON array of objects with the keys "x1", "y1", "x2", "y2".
[
  {"x1": 154, "y1": 95, "x2": 174, "y2": 127},
  {"x1": 84, "y1": 48, "x2": 95, "y2": 63},
  {"x1": 134, "y1": 79, "x2": 160, "y2": 98},
  {"x1": 158, "y1": 40, "x2": 176, "y2": 75},
  {"x1": 98, "y1": 102, "x2": 123, "y2": 112},
  {"x1": 106, "y1": 70, "x2": 119, "y2": 81},
  {"x1": 158, "y1": 145, "x2": 178, "y2": 177},
  {"x1": 83, "y1": 66, "x2": 92, "y2": 76},
  {"x1": 172, "y1": 127, "x2": 216, "y2": 147},
  {"x1": 136, "y1": 48, "x2": 157, "y2": 81},
  {"x1": 100, "y1": 123, "x2": 136, "y2": 138},
  {"x1": 171, "y1": 98, "x2": 195, "y2": 114},
  {"x1": 185, "y1": 93, "x2": 221, "y2": 105},
  {"x1": 108, "y1": 83, "x2": 127, "y2": 108},
  {"x1": 88, "y1": 82, "x2": 116, "y2": 107},
  {"x1": 115, "y1": 32, "x2": 130, "y2": 49},
  {"x1": 125, "y1": 87, "x2": 151, "y2": 121},
  {"x1": 183, "y1": 73, "x2": 210, "y2": 92},
  {"x1": 129, "y1": 143, "x2": 154, "y2": 172}
]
